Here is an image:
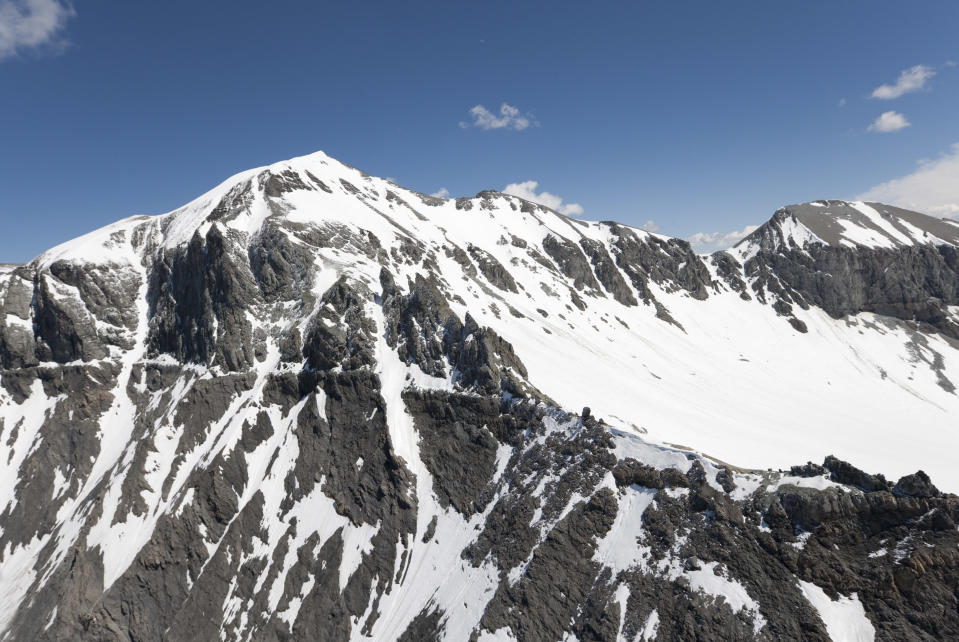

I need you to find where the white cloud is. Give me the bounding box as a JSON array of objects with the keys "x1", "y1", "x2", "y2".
[
  {"x1": 867, "y1": 110, "x2": 910, "y2": 133},
  {"x1": 838, "y1": 98, "x2": 846, "y2": 107},
  {"x1": 871, "y1": 65, "x2": 935, "y2": 99},
  {"x1": 0, "y1": 0, "x2": 75, "y2": 61},
  {"x1": 686, "y1": 225, "x2": 759, "y2": 253},
  {"x1": 461, "y1": 103, "x2": 537, "y2": 131},
  {"x1": 857, "y1": 142, "x2": 959, "y2": 218},
  {"x1": 503, "y1": 180, "x2": 583, "y2": 216},
  {"x1": 639, "y1": 220, "x2": 661, "y2": 233},
  {"x1": 431, "y1": 187, "x2": 450, "y2": 198}
]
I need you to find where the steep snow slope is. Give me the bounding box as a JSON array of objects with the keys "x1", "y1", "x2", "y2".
[
  {"x1": 1, "y1": 150, "x2": 958, "y2": 641},
  {"x1": 15, "y1": 153, "x2": 959, "y2": 488}
]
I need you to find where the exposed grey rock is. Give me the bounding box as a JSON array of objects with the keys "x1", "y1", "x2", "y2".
[
  {"x1": 606, "y1": 223, "x2": 712, "y2": 301},
  {"x1": 542, "y1": 234, "x2": 603, "y2": 293},
  {"x1": 399, "y1": 608, "x2": 445, "y2": 641},
  {"x1": 710, "y1": 251, "x2": 752, "y2": 300},
  {"x1": 579, "y1": 237, "x2": 637, "y2": 306},
  {"x1": 407, "y1": 392, "x2": 503, "y2": 515},
  {"x1": 744, "y1": 243, "x2": 959, "y2": 338},
  {"x1": 33, "y1": 268, "x2": 110, "y2": 362},
  {"x1": 822, "y1": 455, "x2": 890, "y2": 493},
  {"x1": 249, "y1": 221, "x2": 313, "y2": 301},
  {"x1": 893, "y1": 470, "x2": 941, "y2": 498},
  {"x1": 738, "y1": 202, "x2": 959, "y2": 339},
  {"x1": 467, "y1": 244, "x2": 518, "y2": 293},
  {"x1": 303, "y1": 276, "x2": 375, "y2": 372},
  {"x1": 477, "y1": 489, "x2": 619, "y2": 641},
  {"x1": 746, "y1": 201, "x2": 959, "y2": 251},
  {"x1": 261, "y1": 168, "x2": 311, "y2": 198},
  {"x1": 612, "y1": 458, "x2": 664, "y2": 489},
  {"x1": 147, "y1": 225, "x2": 260, "y2": 370},
  {"x1": 205, "y1": 179, "x2": 255, "y2": 223},
  {"x1": 0, "y1": 272, "x2": 39, "y2": 369},
  {"x1": 4, "y1": 160, "x2": 959, "y2": 642}
]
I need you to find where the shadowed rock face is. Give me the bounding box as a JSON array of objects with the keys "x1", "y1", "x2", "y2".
[
  {"x1": 543, "y1": 234, "x2": 604, "y2": 294},
  {"x1": 1, "y1": 155, "x2": 959, "y2": 640},
  {"x1": 724, "y1": 202, "x2": 959, "y2": 338},
  {"x1": 699, "y1": 200, "x2": 959, "y2": 339},
  {"x1": 147, "y1": 225, "x2": 261, "y2": 371},
  {"x1": 745, "y1": 243, "x2": 959, "y2": 337}
]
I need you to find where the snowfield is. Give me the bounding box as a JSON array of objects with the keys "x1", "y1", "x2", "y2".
[
  {"x1": 13, "y1": 151, "x2": 959, "y2": 489},
  {"x1": 0, "y1": 150, "x2": 956, "y2": 640}
]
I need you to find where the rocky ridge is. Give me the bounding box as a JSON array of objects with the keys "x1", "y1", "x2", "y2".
[
  {"x1": 0, "y1": 152, "x2": 958, "y2": 640},
  {"x1": 731, "y1": 200, "x2": 959, "y2": 339}
]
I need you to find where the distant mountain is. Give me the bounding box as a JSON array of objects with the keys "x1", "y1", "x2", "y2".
[
  {"x1": 1, "y1": 151, "x2": 957, "y2": 640},
  {"x1": 736, "y1": 199, "x2": 959, "y2": 253}
]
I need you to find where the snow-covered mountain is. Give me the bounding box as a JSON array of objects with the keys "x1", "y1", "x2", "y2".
[
  {"x1": 735, "y1": 199, "x2": 959, "y2": 255},
  {"x1": 1, "y1": 151, "x2": 958, "y2": 640}
]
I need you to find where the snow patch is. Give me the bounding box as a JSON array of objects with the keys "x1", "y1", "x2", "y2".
[
  {"x1": 640, "y1": 609, "x2": 660, "y2": 641},
  {"x1": 798, "y1": 580, "x2": 875, "y2": 642}
]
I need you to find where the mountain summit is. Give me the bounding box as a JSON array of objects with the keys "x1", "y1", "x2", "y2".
[
  {"x1": 1, "y1": 151, "x2": 958, "y2": 640},
  {"x1": 736, "y1": 199, "x2": 959, "y2": 255}
]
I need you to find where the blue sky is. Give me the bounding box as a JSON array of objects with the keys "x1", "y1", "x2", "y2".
[{"x1": 1, "y1": 1, "x2": 957, "y2": 262}]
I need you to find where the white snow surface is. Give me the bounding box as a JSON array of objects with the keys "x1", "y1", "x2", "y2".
[
  {"x1": 798, "y1": 580, "x2": 876, "y2": 642},
  {"x1": 1, "y1": 149, "x2": 958, "y2": 638},
  {"x1": 735, "y1": 199, "x2": 959, "y2": 258},
  {"x1": 640, "y1": 609, "x2": 660, "y2": 640},
  {"x1": 10, "y1": 150, "x2": 959, "y2": 491}
]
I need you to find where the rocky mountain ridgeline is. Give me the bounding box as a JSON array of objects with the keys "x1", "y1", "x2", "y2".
[{"x1": 0, "y1": 152, "x2": 958, "y2": 640}]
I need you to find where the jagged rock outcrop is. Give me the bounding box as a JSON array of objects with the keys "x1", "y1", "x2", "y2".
[
  {"x1": 730, "y1": 201, "x2": 959, "y2": 338},
  {"x1": 742, "y1": 243, "x2": 959, "y2": 338},
  {"x1": 147, "y1": 225, "x2": 261, "y2": 371},
  {"x1": 1, "y1": 153, "x2": 958, "y2": 641}
]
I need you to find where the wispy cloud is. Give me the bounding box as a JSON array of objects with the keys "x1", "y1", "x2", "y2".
[
  {"x1": 867, "y1": 110, "x2": 910, "y2": 133},
  {"x1": 461, "y1": 103, "x2": 537, "y2": 131},
  {"x1": 639, "y1": 220, "x2": 661, "y2": 233},
  {"x1": 871, "y1": 65, "x2": 935, "y2": 100},
  {"x1": 503, "y1": 180, "x2": 583, "y2": 216},
  {"x1": 857, "y1": 142, "x2": 959, "y2": 219},
  {"x1": 687, "y1": 225, "x2": 759, "y2": 253},
  {"x1": 0, "y1": 0, "x2": 75, "y2": 61},
  {"x1": 838, "y1": 98, "x2": 846, "y2": 107},
  {"x1": 431, "y1": 187, "x2": 450, "y2": 198}
]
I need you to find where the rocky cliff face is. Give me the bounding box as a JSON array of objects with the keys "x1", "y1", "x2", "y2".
[
  {"x1": 728, "y1": 201, "x2": 959, "y2": 340},
  {"x1": 1, "y1": 153, "x2": 958, "y2": 640}
]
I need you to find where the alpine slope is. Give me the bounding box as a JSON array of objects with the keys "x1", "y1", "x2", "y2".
[{"x1": 1, "y1": 151, "x2": 958, "y2": 641}]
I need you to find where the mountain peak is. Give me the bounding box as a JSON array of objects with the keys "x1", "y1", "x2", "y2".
[
  {"x1": 735, "y1": 200, "x2": 959, "y2": 257},
  {"x1": 4, "y1": 150, "x2": 959, "y2": 640},
  {"x1": 31, "y1": 150, "x2": 633, "y2": 270}
]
